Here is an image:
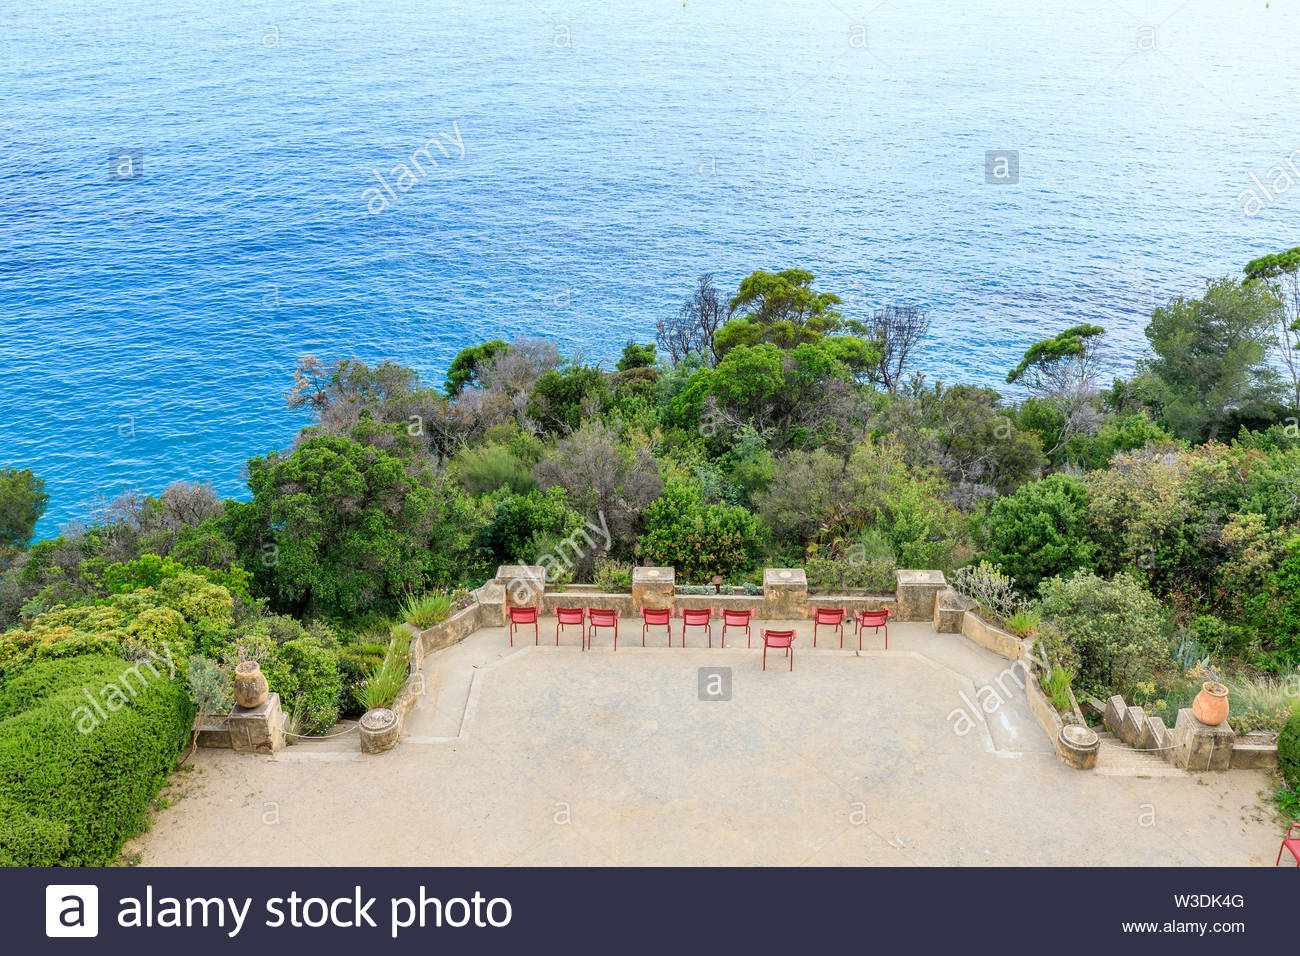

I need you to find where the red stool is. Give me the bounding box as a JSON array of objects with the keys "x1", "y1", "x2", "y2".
[
  {"x1": 641, "y1": 607, "x2": 672, "y2": 646},
  {"x1": 761, "y1": 628, "x2": 797, "y2": 671},
  {"x1": 855, "y1": 608, "x2": 891, "y2": 650}
]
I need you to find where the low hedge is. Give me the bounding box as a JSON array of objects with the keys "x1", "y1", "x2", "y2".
[
  {"x1": 1281, "y1": 712, "x2": 1300, "y2": 793},
  {"x1": 0, "y1": 654, "x2": 193, "y2": 866}
]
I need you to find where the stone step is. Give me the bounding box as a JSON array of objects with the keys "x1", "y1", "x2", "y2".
[{"x1": 1094, "y1": 737, "x2": 1183, "y2": 777}]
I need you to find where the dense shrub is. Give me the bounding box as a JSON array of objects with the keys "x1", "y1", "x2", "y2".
[
  {"x1": 259, "y1": 637, "x2": 343, "y2": 735},
  {"x1": 451, "y1": 443, "x2": 537, "y2": 496},
  {"x1": 482, "y1": 487, "x2": 585, "y2": 565},
  {"x1": 231, "y1": 435, "x2": 486, "y2": 620},
  {"x1": 527, "y1": 366, "x2": 611, "y2": 434},
  {"x1": 0, "y1": 654, "x2": 192, "y2": 865},
  {"x1": 1280, "y1": 712, "x2": 1300, "y2": 793},
  {"x1": 591, "y1": 559, "x2": 633, "y2": 591},
  {"x1": 1037, "y1": 571, "x2": 1168, "y2": 695},
  {"x1": 804, "y1": 553, "x2": 897, "y2": 593},
  {"x1": 639, "y1": 480, "x2": 767, "y2": 581},
  {"x1": 756, "y1": 442, "x2": 965, "y2": 570},
  {"x1": 981, "y1": 474, "x2": 1094, "y2": 595},
  {"x1": 0, "y1": 572, "x2": 232, "y2": 679}
]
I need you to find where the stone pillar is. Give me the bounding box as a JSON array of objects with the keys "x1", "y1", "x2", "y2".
[
  {"x1": 894, "y1": 570, "x2": 947, "y2": 622},
  {"x1": 762, "y1": 568, "x2": 808, "y2": 619},
  {"x1": 932, "y1": 587, "x2": 967, "y2": 633},
  {"x1": 228, "y1": 692, "x2": 285, "y2": 755},
  {"x1": 1171, "y1": 708, "x2": 1234, "y2": 771},
  {"x1": 472, "y1": 581, "x2": 507, "y2": 628},
  {"x1": 631, "y1": 566, "x2": 675, "y2": 610},
  {"x1": 493, "y1": 565, "x2": 546, "y2": 608}
]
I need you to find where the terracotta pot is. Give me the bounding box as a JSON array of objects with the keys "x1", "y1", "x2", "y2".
[
  {"x1": 233, "y1": 661, "x2": 269, "y2": 710},
  {"x1": 1192, "y1": 681, "x2": 1229, "y2": 726}
]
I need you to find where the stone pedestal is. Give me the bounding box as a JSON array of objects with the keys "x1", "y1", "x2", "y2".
[
  {"x1": 228, "y1": 692, "x2": 285, "y2": 755},
  {"x1": 494, "y1": 565, "x2": 546, "y2": 608},
  {"x1": 895, "y1": 570, "x2": 947, "y2": 622},
  {"x1": 1058, "y1": 724, "x2": 1100, "y2": 770},
  {"x1": 762, "y1": 568, "x2": 808, "y2": 619},
  {"x1": 932, "y1": 587, "x2": 967, "y2": 633},
  {"x1": 1172, "y1": 708, "x2": 1235, "y2": 771},
  {"x1": 359, "y1": 707, "x2": 400, "y2": 755},
  {"x1": 472, "y1": 581, "x2": 507, "y2": 628},
  {"x1": 631, "y1": 566, "x2": 675, "y2": 610}
]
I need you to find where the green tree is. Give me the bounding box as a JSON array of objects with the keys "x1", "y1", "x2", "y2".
[
  {"x1": 1007, "y1": 324, "x2": 1106, "y2": 457},
  {"x1": 714, "y1": 269, "x2": 844, "y2": 356},
  {"x1": 981, "y1": 474, "x2": 1094, "y2": 594},
  {"x1": 0, "y1": 467, "x2": 48, "y2": 557},
  {"x1": 671, "y1": 340, "x2": 875, "y2": 451},
  {"x1": 444, "y1": 340, "x2": 510, "y2": 397},
  {"x1": 231, "y1": 435, "x2": 480, "y2": 618},
  {"x1": 527, "y1": 366, "x2": 611, "y2": 434},
  {"x1": 481, "y1": 487, "x2": 584, "y2": 566},
  {"x1": 615, "y1": 341, "x2": 656, "y2": 371},
  {"x1": 1037, "y1": 571, "x2": 1168, "y2": 696},
  {"x1": 1243, "y1": 246, "x2": 1300, "y2": 410},
  {"x1": 1141, "y1": 277, "x2": 1284, "y2": 441}
]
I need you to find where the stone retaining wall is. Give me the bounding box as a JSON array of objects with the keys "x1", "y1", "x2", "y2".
[
  {"x1": 960, "y1": 609, "x2": 1027, "y2": 660},
  {"x1": 361, "y1": 601, "x2": 484, "y2": 755},
  {"x1": 952, "y1": 608, "x2": 1092, "y2": 768}
]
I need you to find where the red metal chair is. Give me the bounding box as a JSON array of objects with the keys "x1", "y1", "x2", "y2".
[
  {"x1": 679, "y1": 607, "x2": 714, "y2": 647},
  {"x1": 855, "y1": 607, "x2": 891, "y2": 650},
  {"x1": 554, "y1": 606, "x2": 585, "y2": 646},
  {"x1": 1277, "y1": 823, "x2": 1300, "y2": 866},
  {"x1": 721, "y1": 608, "x2": 754, "y2": 648},
  {"x1": 641, "y1": 607, "x2": 673, "y2": 646},
  {"x1": 585, "y1": 607, "x2": 620, "y2": 650},
  {"x1": 761, "y1": 628, "x2": 797, "y2": 671},
  {"x1": 507, "y1": 604, "x2": 539, "y2": 646},
  {"x1": 812, "y1": 606, "x2": 846, "y2": 648}
]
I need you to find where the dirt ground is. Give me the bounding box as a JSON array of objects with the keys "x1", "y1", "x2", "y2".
[{"x1": 131, "y1": 621, "x2": 1286, "y2": 866}]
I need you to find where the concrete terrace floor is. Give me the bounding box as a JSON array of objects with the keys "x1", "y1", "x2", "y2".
[{"x1": 133, "y1": 619, "x2": 1285, "y2": 866}]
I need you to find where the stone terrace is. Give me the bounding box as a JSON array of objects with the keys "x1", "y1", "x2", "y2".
[{"x1": 134, "y1": 615, "x2": 1282, "y2": 866}]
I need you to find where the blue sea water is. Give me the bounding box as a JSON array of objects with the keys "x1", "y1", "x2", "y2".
[{"x1": 1, "y1": 0, "x2": 1297, "y2": 536}]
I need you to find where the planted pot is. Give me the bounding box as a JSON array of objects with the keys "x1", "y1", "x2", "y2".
[
  {"x1": 233, "y1": 661, "x2": 269, "y2": 710},
  {"x1": 1192, "y1": 681, "x2": 1229, "y2": 726}
]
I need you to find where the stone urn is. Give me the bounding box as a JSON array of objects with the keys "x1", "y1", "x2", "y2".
[
  {"x1": 1192, "y1": 681, "x2": 1229, "y2": 726},
  {"x1": 233, "y1": 661, "x2": 269, "y2": 710}
]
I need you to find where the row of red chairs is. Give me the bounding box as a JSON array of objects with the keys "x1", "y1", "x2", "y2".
[{"x1": 506, "y1": 605, "x2": 891, "y2": 663}]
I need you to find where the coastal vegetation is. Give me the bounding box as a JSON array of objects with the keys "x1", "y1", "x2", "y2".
[{"x1": 3, "y1": 250, "x2": 1300, "y2": 861}]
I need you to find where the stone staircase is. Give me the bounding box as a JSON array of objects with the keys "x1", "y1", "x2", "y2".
[{"x1": 1092, "y1": 730, "x2": 1184, "y2": 777}]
